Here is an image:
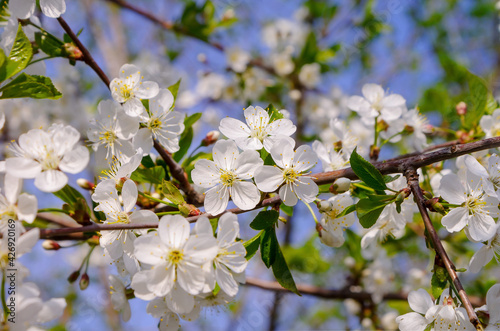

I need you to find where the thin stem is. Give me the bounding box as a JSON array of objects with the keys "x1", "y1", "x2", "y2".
[
  {"x1": 156, "y1": 211, "x2": 181, "y2": 216},
  {"x1": 1, "y1": 271, "x2": 7, "y2": 324},
  {"x1": 373, "y1": 115, "x2": 379, "y2": 147},
  {"x1": 404, "y1": 168, "x2": 482, "y2": 330},
  {"x1": 137, "y1": 191, "x2": 177, "y2": 208},
  {"x1": 303, "y1": 202, "x2": 318, "y2": 224},
  {"x1": 38, "y1": 208, "x2": 71, "y2": 215},
  {"x1": 379, "y1": 131, "x2": 403, "y2": 147},
  {"x1": 27, "y1": 56, "x2": 57, "y2": 67},
  {"x1": 56, "y1": 17, "x2": 111, "y2": 89}
]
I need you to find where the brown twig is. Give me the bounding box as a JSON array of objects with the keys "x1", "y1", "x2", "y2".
[
  {"x1": 404, "y1": 168, "x2": 482, "y2": 330},
  {"x1": 57, "y1": 17, "x2": 111, "y2": 89}
]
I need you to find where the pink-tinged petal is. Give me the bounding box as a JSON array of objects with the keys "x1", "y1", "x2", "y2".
[
  {"x1": 212, "y1": 139, "x2": 238, "y2": 170},
  {"x1": 439, "y1": 173, "x2": 466, "y2": 204},
  {"x1": 219, "y1": 118, "x2": 252, "y2": 140},
  {"x1": 191, "y1": 159, "x2": 220, "y2": 188},
  {"x1": 10, "y1": 0, "x2": 36, "y2": 19},
  {"x1": 5, "y1": 157, "x2": 41, "y2": 179},
  {"x1": 40, "y1": 0, "x2": 66, "y2": 17},
  {"x1": 279, "y1": 183, "x2": 298, "y2": 206},
  {"x1": 17, "y1": 193, "x2": 37, "y2": 224},
  {"x1": 135, "y1": 81, "x2": 160, "y2": 99},
  {"x1": 165, "y1": 285, "x2": 195, "y2": 314},
  {"x1": 362, "y1": 83, "x2": 384, "y2": 104},
  {"x1": 408, "y1": 289, "x2": 434, "y2": 315},
  {"x1": 132, "y1": 128, "x2": 153, "y2": 155},
  {"x1": 215, "y1": 264, "x2": 239, "y2": 297},
  {"x1": 59, "y1": 146, "x2": 89, "y2": 174},
  {"x1": 382, "y1": 94, "x2": 405, "y2": 108},
  {"x1": 217, "y1": 213, "x2": 239, "y2": 244},
  {"x1": 149, "y1": 89, "x2": 174, "y2": 115},
  {"x1": 294, "y1": 177, "x2": 319, "y2": 203},
  {"x1": 193, "y1": 216, "x2": 213, "y2": 236},
  {"x1": 147, "y1": 262, "x2": 175, "y2": 297},
  {"x1": 134, "y1": 234, "x2": 167, "y2": 266},
  {"x1": 204, "y1": 185, "x2": 229, "y2": 216},
  {"x1": 123, "y1": 98, "x2": 145, "y2": 117},
  {"x1": 234, "y1": 137, "x2": 264, "y2": 151},
  {"x1": 396, "y1": 312, "x2": 430, "y2": 331},
  {"x1": 244, "y1": 106, "x2": 270, "y2": 131},
  {"x1": 121, "y1": 179, "x2": 137, "y2": 213},
  {"x1": 266, "y1": 118, "x2": 296, "y2": 137},
  {"x1": 231, "y1": 181, "x2": 260, "y2": 211},
  {"x1": 469, "y1": 245, "x2": 494, "y2": 273},
  {"x1": 263, "y1": 134, "x2": 295, "y2": 153},
  {"x1": 441, "y1": 207, "x2": 468, "y2": 233},
  {"x1": 347, "y1": 96, "x2": 370, "y2": 112},
  {"x1": 254, "y1": 165, "x2": 283, "y2": 192},
  {"x1": 293, "y1": 145, "x2": 318, "y2": 172},
  {"x1": 158, "y1": 215, "x2": 190, "y2": 249},
  {"x1": 270, "y1": 139, "x2": 295, "y2": 168},
  {"x1": 34, "y1": 170, "x2": 67, "y2": 192},
  {"x1": 466, "y1": 213, "x2": 496, "y2": 242},
  {"x1": 234, "y1": 150, "x2": 263, "y2": 179}
]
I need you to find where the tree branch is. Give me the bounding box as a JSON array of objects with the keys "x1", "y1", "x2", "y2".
[
  {"x1": 57, "y1": 17, "x2": 111, "y2": 89},
  {"x1": 404, "y1": 168, "x2": 482, "y2": 330}
]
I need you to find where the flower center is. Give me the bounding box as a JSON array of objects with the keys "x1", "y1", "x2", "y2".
[
  {"x1": 283, "y1": 168, "x2": 299, "y2": 184},
  {"x1": 149, "y1": 118, "x2": 162, "y2": 130},
  {"x1": 168, "y1": 250, "x2": 184, "y2": 265},
  {"x1": 220, "y1": 170, "x2": 238, "y2": 187},
  {"x1": 465, "y1": 195, "x2": 486, "y2": 215},
  {"x1": 116, "y1": 212, "x2": 130, "y2": 224},
  {"x1": 120, "y1": 84, "x2": 134, "y2": 100},
  {"x1": 40, "y1": 149, "x2": 61, "y2": 171}
]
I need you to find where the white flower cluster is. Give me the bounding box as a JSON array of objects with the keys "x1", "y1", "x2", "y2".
[{"x1": 192, "y1": 105, "x2": 319, "y2": 215}]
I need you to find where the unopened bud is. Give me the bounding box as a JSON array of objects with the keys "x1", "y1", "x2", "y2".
[
  {"x1": 456, "y1": 130, "x2": 473, "y2": 143},
  {"x1": 316, "y1": 200, "x2": 331, "y2": 212},
  {"x1": 278, "y1": 216, "x2": 287, "y2": 224},
  {"x1": 330, "y1": 177, "x2": 351, "y2": 194},
  {"x1": 62, "y1": 43, "x2": 83, "y2": 60},
  {"x1": 179, "y1": 203, "x2": 200, "y2": 217},
  {"x1": 87, "y1": 235, "x2": 100, "y2": 246},
  {"x1": 79, "y1": 273, "x2": 89, "y2": 290},
  {"x1": 315, "y1": 222, "x2": 324, "y2": 236},
  {"x1": 456, "y1": 102, "x2": 467, "y2": 116},
  {"x1": 68, "y1": 270, "x2": 80, "y2": 283},
  {"x1": 377, "y1": 119, "x2": 389, "y2": 132},
  {"x1": 42, "y1": 240, "x2": 61, "y2": 250},
  {"x1": 77, "y1": 178, "x2": 95, "y2": 190},
  {"x1": 369, "y1": 145, "x2": 380, "y2": 161},
  {"x1": 201, "y1": 131, "x2": 220, "y2": 146},
  {"x1": 197, "y1": 53, "x2": 207, "y2": 63},
  {"x1": 425, "y1": 197, "x2": 446, "y2": 215},
  {"x1": 422, "y1": 190, "x2": 434, "y2": 200}
]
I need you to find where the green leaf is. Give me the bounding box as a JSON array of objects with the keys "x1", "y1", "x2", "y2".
[
  {"x1": 336, "y1": 204, "x2": 356, "y2": 218},
  {"x1": 141, "y1": 155, "x2": 156, "y2": 168},
  {"x1": 260, "y1": 227, "x2": 278, "y2": 268},
  {"x1": 244, "y1": 231, "x2": 262, "y2": 260},
  {"x1": 35, "y1": 32, "x2": 64, "y2": 57},
  {"x1": 173, "y1": 126, "x2": 193, "y2": 162},
  {"x1": 53, "y1": 185, "x2": 86, "y2": 206},
  {"x1": 0, "y1": 73, "x2": 62, "y2": 99},
  {"x1": 431, "y1": 265, "x2": 448, "y2": 298},
  {"x1": 130, "y1": 166, "x2": 166, "y2": 184},
  {"x1": 184, "y1": 112, "x2": 202, "y2": 129},
  {"x1": 280, "y1": 204, "x2": 294, "y2": 217},
  {"x1": 250, "y1": 210, "x2": 279, "y2": 230},
  {"x1": 266, "y1": 104, "x2": 284, "y2": 122},
  {"x1": 161, "y1": 180, "x2": 186, "y2": 205},
  {"x1": 0, "y1": 24, "x2": 33, "y2": 82},
  {"x1": 349, "y1": 147, "x2": 387, "y2": 191},
  {"x1": 367, "y1": 194, "x2": 396, "y2": 203},
  {"x1": 383, "y1": 174, "x2": 401, "y2": 183},
  {"x1": 272, "y1": 244, "x2": 300, "y2": 295},
  {"x1": 465, "y1": 71, "x2": 491, "y2": 128},
  {"x1": 356, "y1": 198, "x2": 387, "y2": 228},
  {"x1": 168, "y1": 79, "x2": 181, "y2": 105}
]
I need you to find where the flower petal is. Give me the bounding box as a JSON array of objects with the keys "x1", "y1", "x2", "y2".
[
  {"x1": 191, "y1": 159, "x2": 220, "y2": 188},
  {"x1": 279, "y1": 183, "x2": 298, "y2": 206},
  {"x1": 254, "y1": 165, "x2": 283, "y2": 192},
  {"x1": 204, "y1": 185, "x2": 229, "y2": 216},
  {"x1": 34, "y1": 170, "x2": 67, "y2": 192},
  {"x1": 158, "y1": 215, "x2": 190, "y2": 249},
  {"x1": 230, "y1": 181, "x2": 260, "y2": 211}
]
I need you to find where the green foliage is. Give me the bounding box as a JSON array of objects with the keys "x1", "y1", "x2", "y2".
[
  {"x1": 130, "y1": 166, "x2": 166, "y2": 184},
  {"x1": 272, "y1": 244, "x2": 300, "y2": 295},
  {"x1": 173, "y1": 112, "x2": 202, "y2": 162},
  {"x1": 249, "y1": 210, "x2": 279, "y2": 230},
  {"x1": 168, "y1": 79, "x2": 181, "y2": 106},
  {"x1": 0, "y1": 24, "x2": 32, "y2": 82},
  {"x1": 260, "y1": 227, "x2": 278, "y2": 268},
  {"x1": 0, "y1": 73, "x2": 62, "y2": 99},
  {"x1": 161, "y1": 180, "x2": 185, "y2": 205},
  {"x1": 283, "y1": 238, "x2": 330, "y2": 273},
  {"x1": 243, "y1": 232, "x2": 262, "y2": 260},
  {"x1": 356, "y1": 198, "x2": 388, "y2": 228},
  {"x1": 266, "y1": 103, "x2": 284, "y2": 122},
  {"x1": 349, "y1": 147, "x2": 387, "y2": 191},
  {"x1": 431, "y1": 265, "x2": 448, "y2": 298},
  {"x1": 53, "y1": 185, "x2": 87, "y2": 207},
  {"x1": 35, "y1": 32, "x2": 64, "y2": 57}
]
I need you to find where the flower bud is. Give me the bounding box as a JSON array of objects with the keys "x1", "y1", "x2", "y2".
[
  {"x1": 330, "y1": 177, "x2": 351, "y2": 194},
  {"x1": 77, "y1": 178, "x2": 95, "y2": 190},
  {"x1": 79, "y1": 273, "x2": 90, "y2": 290},
  {"x1": 179, "y1": 203, "x2": 201, "y2": 217},
  {"x1": 278, "y1": 216, "x2": 288, "y2": 224},
  {"x1": 425, "y1": 197, "x2": 446, "y2": 215},
  {"x1": 316, "y1": 200, "x2": 331, "y2": 212},
  {"x1": 376, "y1": 119, "x2": 389, "y2": 132},
  {"x1": 87, "y1": 235, "x2": 100, "y2": 246},
  {"x1": 422, "y1": 190, "x2": 434, "y2": 200},
  {"x1": 197, "y1": 53, "x2": 207, "y2": 63},
  {"x1": 42, "y1": 240, "x2": 61, "y2": 251},
  {"x1": 62, "y1": 43, "x2": 83, "y2": 61},
  {"x1": 201, "y1": 131, "x2": 220, "y2": 146},
  {"x1": 456, "y1": 101, "x2": 467, "y2": 116},
  {"x1": 369, "y1": 145, "x2": 380, "y2": 161},
  {"x1": 68, "y1": 270, "x2": 80, "y2": 283}
]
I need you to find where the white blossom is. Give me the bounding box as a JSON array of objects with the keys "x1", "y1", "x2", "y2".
[
  {"x1": 480, "y1": 108, "x2": 500, "y2": 138},
  {"x1": 9, "y1": 0, "x2": 66, "y2": 19},
  {"x1": 0, "y1": 174, "x2": 37, "y2": 232},
  {"x1": 226, "y1": 46, "x2": 251, "y2": 73},
  {"x1": 254, "y1": 140, "x2": 318, "y2": 206},
  {"x1": 298, "y1": 63, "x2": 321, "y2": 89},
  {"x1": 317, "y1": 194, "x2": 355, "y2": 247},
  {"x1": 191, "y1": 139, "x2": 262, "y2": 215},
  {"x1": 6, "y1": 124, "x2": 89, "y2": 192},
  {"x1": 110, "y1": 64, "x2": 160, "y2": 117},
  {"x1": 108, "y1": 275, "x2": 132, "y2": 322},
  {"x1": 219, "y1": 105, "x2": 296, "y2": 152},
  {"x1": 469, "y1": 226, "x2": 500, "y2": 273}
]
